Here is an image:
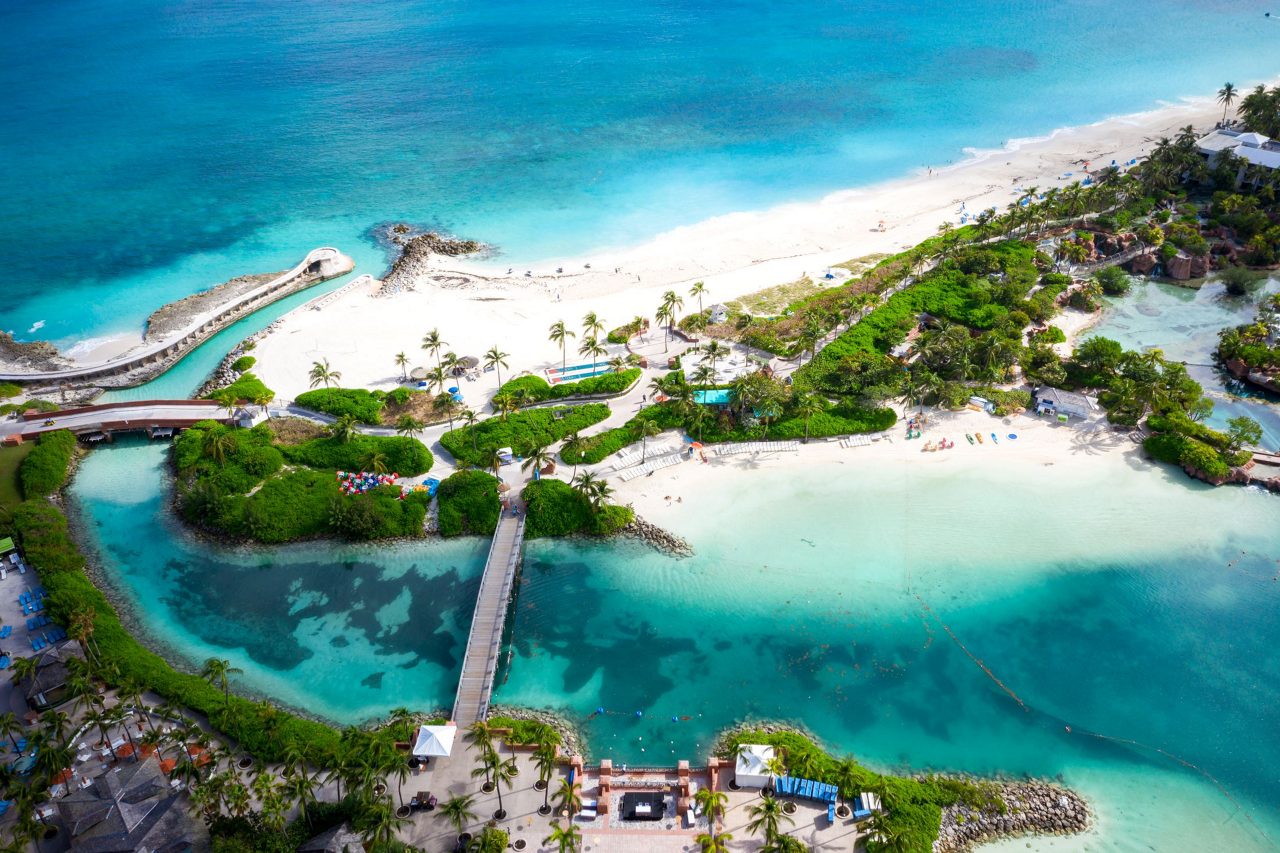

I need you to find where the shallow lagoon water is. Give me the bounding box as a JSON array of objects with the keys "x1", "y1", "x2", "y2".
[{"x1": 70, "y1": 284, "x2": 1280, "y2": 848}]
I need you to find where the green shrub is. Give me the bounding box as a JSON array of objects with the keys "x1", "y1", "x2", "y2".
[
  {"x1": 496, "y1": 369, "x2": 641, "y2": 404},
  {"x1": 280, "y1": 435, "x2": 432, "y2": 477},
  {"x1": 0, "y1": 382, "x2": 21, "y2": 399},
  {"x1": 295, "y1": 388, "x2": 385, "y2": 424},
  {"x1": 522, "y1": 479, "x2": 634, "y2": 537},
  {"x1": 173, "y1": 422, "x2": 284, "y2": 496},
  {"x1": 441, "y1": 405, "x2": 611, "y2": 467},
  {"x1": 230, "y1": 355, "x2": 257, "y2": 373},
  {"x1": 19, "y1": 429, "x2": 77, "y2": 497},
  {"x1": 329, "y1": 486, "x2": 430, "y2": 540},
  {"x1": 436, "y1": 470, "x2": 500, "y2": 536},
  {"x1": 0, "y1": 399, "x2": 58, "y2": 416},
  {"x1": 1034, "y1": 325, "x2": 1067, "y2": 344},
  {"x1": 1094, "y1": 265, "x2": 1131, "y2": 296},
  {"x1": 8, "y1": 500, "x2": 85, "y2": 573},
  {"x1": 209, "y1": 372, "x2": 275, "y2": 404},
  {"x1": 560, "y1": 403, "x2": 686, "y2": 465},
  {"x1": 487, "y1": 716, "x2": 561, "y2": 745}
]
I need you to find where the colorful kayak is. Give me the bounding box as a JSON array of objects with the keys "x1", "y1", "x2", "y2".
[
  {"x1": 975, "y1": 433, "x2": 984, "y2": 444},
  {"x1": 965, "y1": 433, "x2": 974, "y2": 445},
  {"x1": 991, "y1": 432, "x2": 999, "y2": 444}
]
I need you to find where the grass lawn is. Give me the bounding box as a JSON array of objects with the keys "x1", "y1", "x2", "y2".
[{"x1": 0, "y1": 442, "x2": 35, "y2": 511}]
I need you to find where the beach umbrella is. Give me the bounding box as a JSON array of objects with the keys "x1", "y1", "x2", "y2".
[
  {"x1": 497, "y1": 482, "x2": 511, "y2": 493},
  {"x1": 412, "y1": 724, "x2": 457, "y2": 758},
  {"x1": 448, "y1": 386, "x2": 459, "y2": 394}
]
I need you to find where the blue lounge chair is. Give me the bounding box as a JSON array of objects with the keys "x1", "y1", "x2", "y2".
[
  {"x1": 0, "y1": 626, "x2": 10, "y2": 638},
  {"x1": 0, "y1": 657, "x2": 9, "y2": 669},
  {"x1": 828, "y1": 802, "x2": 836, "y2": 823}
]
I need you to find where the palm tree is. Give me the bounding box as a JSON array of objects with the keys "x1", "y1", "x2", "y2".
[
  {"x1": 661, "y1": 289, "x2": 684, "y2": 330},
  {"x1": 761, "y1": 836, "x2": 806, "y2": 853},
  {"x1": 493, "y1": 391, "x2": 520, "y2": 422},
  {"x1": 385, "y1": 754, "x2": 412, "y2": 810},
  {"x1": 308, "y1": 358, "x2": 341, "y2": 389},
  {"x1": 329, "y1": 414, "x2": 359, "y2": 443},
  {"x1": 466, "y1": 721, "x2": 496, "y2": 787},
  {"x1": 549, "y1": 320, "x2": 575, "y2": 372},
  {"x1": 533, "y1": 741, "x2": 558, "y2": 814},
  {"x1": 746, "y1": 795, "x2": 794, "y2": 844},
  {"x1": 608, "y1": 355, "x2": 627, "y2": 374},
  {"x1": 543, "y1": 821, "x2": 583, "y2": 853},
  {"x1": 490, "y1": 754, "x2": 516, "y2": 819},
  {"x1": 427, "y1": 365, "x2": 448, "y2": 394},
  {"x1": 695, "y1": 832, "x2": 733, "y2": 853},
  {"x1": 1218, "y1": 82, "x2": 1238, "y2": 124},
  {"x1": 0, "y1": 712, "x2": 24, "y2": 753},
  {"x1": 688, "y1": 405, "x2": 709, "y2": 442},
  {"x1": 359, "y1": 801, "x2": 410, "y2": 846},
  {"x1": 793, "y1": 392, "x2": 823, "y2": 443},
  {"x1": 360, "y1": 449, "x2": 389, "y2": 474},
  {"x1": 460, "y1": 408, "x2": 480, "y2": 453},
  {"x1": 702, "y1": 340, "x2": 730, "y2": 373},
  {"x1": 655, "y1": 304, "x2": 673, "y2": 352},
  {"x1": 694, "y1": 787, "x2": 728, "y2": 836},
  {"x1": 484, "y1": 346, "x2": 510, "y2": 388},
  {"x1": 578, "y1": 336, "x2": 606, "y2": 373},
  {"x1": 551, "y1": 777, "x2": 582, "y2": 820},
  {"x1": 522, "y1": 444, "x2": 555, "y2": 480},
  {"x1": 833, "y1": 755, "x2": 861, "y2": 814},
  {"x1": 422, "y1": 328, "x2": 447, "y2": 370},
  {"x1": 438, "y1": 793, "x2": 479, "y2": 836},
  {"x1": 587, "y1": 479, "x2": 614, "y2": 512},
  {"x1": 691, "y1": 364, "x2": 716, "y2": 390},
  {"x1": 639, "y1": 419, "x2": 661, "y2": 463},
  {"x1": 395, "y1": 415, "x2": 424, "y2": 440},
  {"x1": 570, "y1": 471, "x2": 599, "y2": 500},
  {"x1": 200, "y1": 658, "x2": 242, "y2": 709},
  {"x1": 202, "y1": 428, "x2": 236, "y2": 465},
  {"x1": 394, "y1": 351, "x2": 410, "y2": 380},
  {"x1": 582, "y1": 311, "x2": 605, "y2": 340},
  {"x1": 689, "y1": 281, "x2": 708, "y2": 315}
]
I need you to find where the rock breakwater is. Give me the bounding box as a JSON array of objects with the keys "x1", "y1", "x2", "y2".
[
  {"x1": 935, "y1": 780, "x2": 1089, "y2": 852},
  {"x1": 195, "y1": 323, "x2": 284, "y2": 397},
  {"x1": 487, "y1": 704, "x2": 585, "y2": 757},
  {"x1": 379, "y1": 229, "x2": 483, "y2": 296},
  {"x1": 620, "y1": 514, "x2": 693, "y2": 557}
]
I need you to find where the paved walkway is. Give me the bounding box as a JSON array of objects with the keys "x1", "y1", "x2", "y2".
[{"x1": 0, "y1": 400, "x2": 234, "y2": 440}]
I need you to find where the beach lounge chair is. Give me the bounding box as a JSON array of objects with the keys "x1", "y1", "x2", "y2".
[
  {"x1": 0, "y1": 626, "x2": 11, "y2": 638},
  {"x1": 0, "y1": 657, "x2": 9, "y2": 669},
  {"x1": 828, "y1": 802, "x2": 836, "y2": 823}
]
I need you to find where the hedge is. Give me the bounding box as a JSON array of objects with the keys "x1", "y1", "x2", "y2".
[
  {"x1": 9, "y1": 500, "x2": 85, "y2": 573},
  {"x1": 0, "y1": 382, "x2": 20, "y2": 399},
  {"x1": 522, "y1": 479, "x2": 633, "y2": 537},
  {"x1": 486, "y1": 715, "x2": 561, "y2": 745},
  {"x1": 280, "y1": 435, "x2": 433, "y2": 477},
  {"x1": 436, "y1": 470, "x2": 501, "y2": 537},
  {"x1": 19, "y1": 429, "x2": 77, "y2": 497},
  {"x1": 230, "y1": 355, "x2": 257, "y2": 372},
  {"x1": 495, "y1": 368, "x2": 641, "y2": 404},
  {"x1": 441, "y1": 405, "x2": 611, "y2": 467},
  {"x1": 295, "y1": 388, "x2": 385, "y2": 424}
]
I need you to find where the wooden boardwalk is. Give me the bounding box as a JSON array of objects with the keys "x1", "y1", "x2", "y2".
[{"x1": 452, "y1": 512, "x2": 525, "y2": 726}]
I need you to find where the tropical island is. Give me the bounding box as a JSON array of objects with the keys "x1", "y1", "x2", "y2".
[{"x1": 0, "y1": 73, "x2": 1277, "y2": 853}]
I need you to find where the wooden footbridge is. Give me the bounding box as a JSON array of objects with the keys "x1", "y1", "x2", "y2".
[{"x1": 452, "y1": 511, "x2": 526, "y2": 726}]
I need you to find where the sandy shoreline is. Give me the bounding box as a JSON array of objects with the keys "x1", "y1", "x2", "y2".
[{"x1": 253, "y1": 88, "x2": 1239, "y2": 401}]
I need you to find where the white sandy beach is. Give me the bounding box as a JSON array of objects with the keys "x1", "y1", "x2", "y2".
[{"x1": 251, "y1": 90, "x2": 1233, "y2": 403}]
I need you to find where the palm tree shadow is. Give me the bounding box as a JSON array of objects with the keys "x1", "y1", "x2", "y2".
[{"x1": 1065, "y1": 423, "x2": 1132, "y2": 457}]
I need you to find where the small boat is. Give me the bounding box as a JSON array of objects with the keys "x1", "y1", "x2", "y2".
[
  {"x1": 975, "y1": 433, "x2": 984, "y2": 444},
  {"x1": 991, "y1": 432, "x2": 999, "y2": 444},
  {"x1": 965, "y1": 433, "x2": 974, "y2": 445}
]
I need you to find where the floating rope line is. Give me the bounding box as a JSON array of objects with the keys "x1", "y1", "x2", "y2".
[
  {"x1": 915, "y1": 593, "x2": 1273, "y2": 848},
  {"x1": 915, "y1": 594, "x2": 1028, "y2": 711}
]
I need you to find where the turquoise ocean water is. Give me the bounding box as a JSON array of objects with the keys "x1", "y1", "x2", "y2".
[{"x1": 5, "y1": 0, "x2": 1280, "y2": 361}]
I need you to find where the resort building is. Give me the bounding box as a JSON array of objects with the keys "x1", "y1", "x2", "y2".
[
  {"x1": 56, "y1": 755, "x2": 209, "y2": 852},
  {"x1": 733, "y1": 743, "x2": 776, "y2": 788},
  {"x1": 299, "y1": 823, "x2": 363, "y2": 852},
  {"x1": 1033, "y1": 387, "x2": 1096, "y2": 420},
  {"x1": 16, "y1": 639, "x2": 86, "y2": 711},
  {"x1": 1194, "y1": 128, "x2": 1280, "y2": 184}
]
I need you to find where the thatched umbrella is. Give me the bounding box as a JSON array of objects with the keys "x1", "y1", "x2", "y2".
[
  {"x1": 409, "y1": 367, "x2": 429, "y2": 381},
  {"x1": 453, "y1": 355, "x2": 479, "y2": 375}
]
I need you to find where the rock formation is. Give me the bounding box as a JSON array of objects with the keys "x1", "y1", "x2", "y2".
[{"x1": 379, "y1": 230, "x2": 482, "y2": 295}]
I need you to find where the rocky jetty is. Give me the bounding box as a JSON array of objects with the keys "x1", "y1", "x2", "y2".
[
  {"x1": 144, "y1": 270, "x2": 283, "y2": 342},
  {"x1": 1223, "y1": 357, "x2": 1280, "y2": 395},
  {"x1": 0, "y1": 331, "x2": 72, "y2": 374},
  {"x1": 620, "y1": 514, "x2": 694, "y2": 557},
  {"x1": 487, "y1": 705, "x2": 585, "y2": 757},
  {"x1": 934, "y1": 780, "x2": 1089, "y2": 852},
  {"x1": 379, "y1": 229, "x2": 482, "y2": 296},
  {"x1": 195, "y1": 323, "x2": 283, "y2": 397}
]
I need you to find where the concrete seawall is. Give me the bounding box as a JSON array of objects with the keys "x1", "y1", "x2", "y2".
[{"x1": 0, "y1": 247, "x2": 355, "y2": 390}]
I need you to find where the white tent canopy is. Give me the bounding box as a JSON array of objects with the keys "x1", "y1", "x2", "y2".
[
  {"x1": 412, "y1": 724, "x2": 457, "y2": 758},
  {"x1": 734, "y1": 744, "x2": 775, "y2": 789}
]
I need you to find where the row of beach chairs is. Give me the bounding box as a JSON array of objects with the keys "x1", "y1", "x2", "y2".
[
  {"x1": 839, "y1": 435, "x2": 873, "y2": 448},
  {"x1": 712, "y1": 441, "x2": 801, "y2": 457},
  {"x1": 31, "y1": 627, "x2": 66, "y2": 652},
  {"x1": 618, "y1": 452, "x2": 685, "y2": 481}
]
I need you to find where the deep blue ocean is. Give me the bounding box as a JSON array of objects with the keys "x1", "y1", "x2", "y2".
[{"x1": 3, "y1": 0, "x2": 1279, "y2": 350}]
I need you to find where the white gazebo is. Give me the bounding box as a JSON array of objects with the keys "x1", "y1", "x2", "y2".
[
  {"x1": 411, "y1": 724, "x2": 457, "y2": 758},
  {"x1": 734, "y1": 744, "x2": 776, "y2": 789}
]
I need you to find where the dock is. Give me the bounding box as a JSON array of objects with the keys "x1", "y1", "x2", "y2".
[{"x1": 452, "y1": 512, "x2": 525, "y2": 726}]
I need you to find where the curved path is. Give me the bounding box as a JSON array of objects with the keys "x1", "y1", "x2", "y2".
[{"x1": 0, "y1": 247, "x2": 354, "y2": 386}]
